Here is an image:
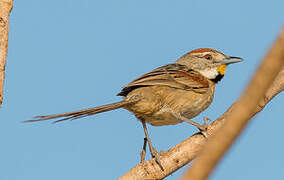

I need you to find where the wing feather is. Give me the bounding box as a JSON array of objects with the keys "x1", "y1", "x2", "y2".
[{"x1": 117, "y1": 63, "x2": 209, "y2": 96}]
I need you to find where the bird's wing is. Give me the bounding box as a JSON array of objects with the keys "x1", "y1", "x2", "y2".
[{"x1": 117, "y1": 63, "x2": 210, "y2": 96}]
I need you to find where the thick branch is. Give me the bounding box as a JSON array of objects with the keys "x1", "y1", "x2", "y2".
[
  {"x1": 119, "y1": 30, "x2": 284, "y2": 180},
  {"x1": 0, "y1": 0, "x2": 13, "y2": 107}
]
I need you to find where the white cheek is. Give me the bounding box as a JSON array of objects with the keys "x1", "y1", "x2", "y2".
[{"x1": 199, "y1": 69, "x2": 219, "y2": 79}]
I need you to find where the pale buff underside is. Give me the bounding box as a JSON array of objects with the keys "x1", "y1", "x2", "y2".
[{"x1": 124, "y1": 84, "x2": 215, "y2": 126}]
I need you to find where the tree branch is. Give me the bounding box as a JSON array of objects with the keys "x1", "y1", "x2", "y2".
[
  {"x1": 0, "y1": 0, "x2": 13, "y2": 107},
  {"x1": 119, "y1": 29, "x2": 284, "y2": 180}
]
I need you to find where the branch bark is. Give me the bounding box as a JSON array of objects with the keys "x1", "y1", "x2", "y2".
[
  {"x1": 0, "y1": 0, "x2": 13, "y2": 107},
  {"x1": 119, "y1": 29, "x2": 284, "y2": 180}
]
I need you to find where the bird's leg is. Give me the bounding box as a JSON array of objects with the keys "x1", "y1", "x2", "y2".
[
  {"x1": 199, "y1": 117, "x2": 211, "y2": 138},
  {"x1": 140, "y1": 137, "x2": 147, "y2": 163},
  {"x1": 202, "y1": 117, "x2": 211, "y2": 129},
  {"x1": 141, "y1": 120, "x2": 164, "y2": 171},
  {"x1": 175, "y1": 114, "x2": 210, "y2": 138}
]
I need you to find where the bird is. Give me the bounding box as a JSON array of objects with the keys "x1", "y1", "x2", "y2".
[{"x1": 26, "y1": 48, "x2": 243, "y2": 168}]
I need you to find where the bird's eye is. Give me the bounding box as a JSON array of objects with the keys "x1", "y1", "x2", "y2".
[{"x1": 204, "y1": 54, "x2": 212, "y2": 60}]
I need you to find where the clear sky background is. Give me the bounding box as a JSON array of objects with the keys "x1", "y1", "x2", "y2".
[{"x1": 1, "y1": 0, "x2": 283, "y2": 179}]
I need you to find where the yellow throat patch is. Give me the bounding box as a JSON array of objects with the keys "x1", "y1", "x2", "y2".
[{"x1": 217, "y1": 65, "x2": 227, "y2": 75}]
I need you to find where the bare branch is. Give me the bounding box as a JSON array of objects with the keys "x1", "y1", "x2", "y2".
[
  {"x1": 0, "y1": 0, "x2": 13, "y2": 107},
  {"x1": 119, "y1": 29, "x2": 284, "y2": 180}
]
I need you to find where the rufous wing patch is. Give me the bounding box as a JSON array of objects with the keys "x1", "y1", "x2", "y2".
[{"x1": 117, "y1": 63, "x2": 209, "y2": 96}]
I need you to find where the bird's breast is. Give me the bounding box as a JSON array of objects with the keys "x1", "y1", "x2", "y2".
[{"x1": 124, "y1": 84, "x2": 216, "y2": 126}]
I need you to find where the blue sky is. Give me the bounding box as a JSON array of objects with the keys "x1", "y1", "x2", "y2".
[{"x1": 1, "y1": 0, "x2": 284, "y2": 179}]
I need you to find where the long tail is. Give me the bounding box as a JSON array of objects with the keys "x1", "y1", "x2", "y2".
[{"x1": 25, "y1": 100, "x2": 133, "y2": 123}]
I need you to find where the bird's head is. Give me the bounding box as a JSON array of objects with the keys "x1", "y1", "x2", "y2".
[{"x1": 177, "y1": 48, "x2": 243, "y2": 83}]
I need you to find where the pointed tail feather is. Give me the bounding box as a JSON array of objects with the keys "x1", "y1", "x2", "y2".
[{"x1": 25, "y1": 101, "x2": 132, "y2": 123}]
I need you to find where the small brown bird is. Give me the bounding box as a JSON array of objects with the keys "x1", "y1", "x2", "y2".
[{"x1": 26, "y1": 48, "x2": 242, "y2": 167}]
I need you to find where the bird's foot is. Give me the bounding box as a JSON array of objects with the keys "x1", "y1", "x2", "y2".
[
  {"x1": 150, "y1": 147, "x2": 164, "y2": 171},
  {"x1": 198, "y1": 117, "x2": 211, "y2": 138}
]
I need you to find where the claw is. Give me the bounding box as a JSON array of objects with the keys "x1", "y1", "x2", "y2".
[
  {"x1": 151, "y1": 149, "x2": 164, "y2": 171},
  {"x1": 198, "y1": 117, "x2": 211, "y2": 138},
  {"x1": 201, "y1": 131, "x2": 209, "y2": 138}
]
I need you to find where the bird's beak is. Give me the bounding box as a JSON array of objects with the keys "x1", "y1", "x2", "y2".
[{"x1": 221, "y1": 56, "x2": 243, "y2": 65}]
